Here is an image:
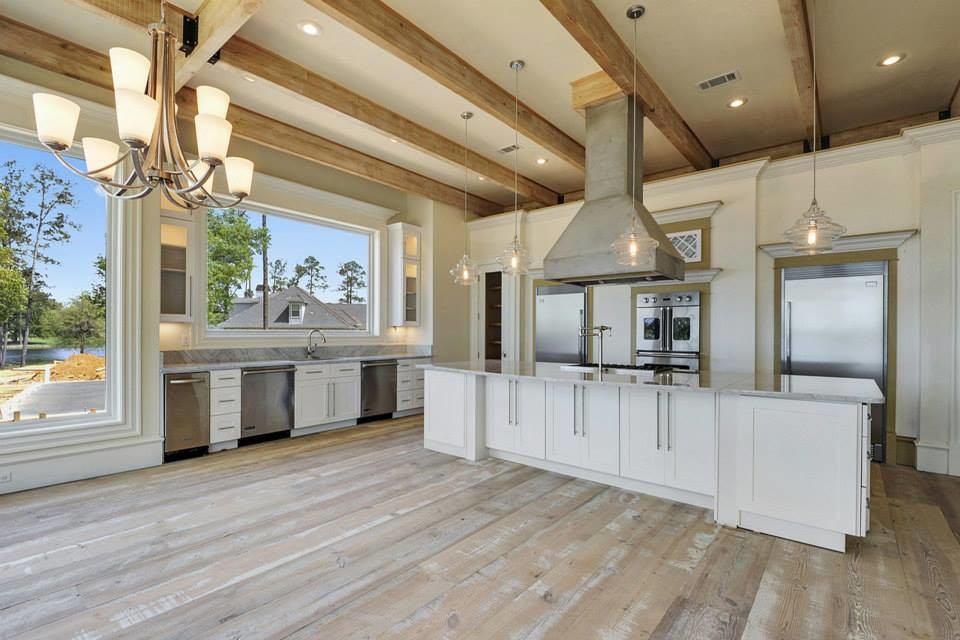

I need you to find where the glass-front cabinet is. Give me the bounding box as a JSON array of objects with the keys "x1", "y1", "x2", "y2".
[
  {"x1": 160, "y1": 213, "x2": 195, "y2": 323},
  {"x1": 388, "y1": 222, "x2": 421, "y2": 327}
]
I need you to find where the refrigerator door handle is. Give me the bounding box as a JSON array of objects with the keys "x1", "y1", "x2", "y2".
[{"x1": 784, "y1": 301, "x2": 792, "y2": 373}]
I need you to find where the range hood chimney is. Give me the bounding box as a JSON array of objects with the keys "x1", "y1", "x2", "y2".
[{"x1": 543, "y1": 95, "x2": 684, "y2": 285}]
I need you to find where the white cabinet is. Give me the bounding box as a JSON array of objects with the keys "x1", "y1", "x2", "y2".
[
  {"x1": 485, "y1": 377, "x2": 546, "y2": 459},
  {"x1": 424, "y1": 370, "x2": 467, "y2": 449},
  {"x1": 620, "y1": 388, "x2": 716, "y2": 496},
  {"x1": 546, "y1": 382, "x2": 620, "y2": 474},
  {"x1": 209, "y1": 368, "x2": 241, "y2": 445},
  {"x1": 396, "y1": 358, "x2": 429, "y2": 413},
  {"x1": 294, "y1": 364, "x2": 360, "y2": 429},
  {"x1": 159, "y1": 214, "x2": 195, "y2": 323},
  {"x1": 388, "y1": 223, "x2": 421, "y2": 327}
]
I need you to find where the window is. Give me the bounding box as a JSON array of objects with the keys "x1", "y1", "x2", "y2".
[
  {"x1": 0, "y1": 139, "x2": 109, "y2": 426},
  {"x1": 206, "y1": 206, "x2": 372, "y2": 333}
]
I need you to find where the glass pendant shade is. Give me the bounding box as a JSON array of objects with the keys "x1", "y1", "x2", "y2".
[
  {"x1": 33, "y1": 93, "x2": 80, "y2": 149},
  {"x1": 115, "y1": 89, "x2": 159, "y2": 144},
  {"x1": 450, "y1": 253, "x2": 477, "y2": 286},
  {"x1": 81, "y1": 138, "x2": 120, "y2": 181},
  {"x1": 498, "y1": 237, "x2": 530, "y2": 276},
  {"x1": 194, "y1": 114, "x2": 232, "y2": 164},
  {"x1": 784, "y1": 199, "x2": 846, "y2": 254},
  {"x1": 196, "y1": 85, "x2": 231, "y2": 118},
  {"x1": 611, "y1": 216, "x2": 658, "y2": 266},
  {"x1": 108, "y1": 48, "x2": 150, "y2": 92},
  {"x1": 225, "y1": 156, "x2": 254, "y2": 196}
]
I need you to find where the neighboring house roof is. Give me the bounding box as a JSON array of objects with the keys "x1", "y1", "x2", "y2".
[{"x1": 218, "y1": 285, "x2": 366, "y2": 329}]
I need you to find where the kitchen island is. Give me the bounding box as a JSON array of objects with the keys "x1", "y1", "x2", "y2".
[{"x1": 419, "y1": 361, "x2": 884, "y2": 552}]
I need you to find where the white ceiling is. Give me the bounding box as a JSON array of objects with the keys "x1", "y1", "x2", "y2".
[{"x1": 3, "y1": 0, "x2": 959, "y2": 206}]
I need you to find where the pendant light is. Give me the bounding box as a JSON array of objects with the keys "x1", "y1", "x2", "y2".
[
  {"x1": 610, "y1": 5, "x2": 658, "y2": 267},
  {"x1": 451, "y1": 111, "x2": 477, "y2": 286},
  {"x1": 783, "y1": 0, "x2": 845, "y2": 253},
  {"x1": 497, "y1": 60, "x2": 530, "y2": 276}
]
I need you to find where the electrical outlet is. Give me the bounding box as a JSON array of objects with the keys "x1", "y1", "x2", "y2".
[
  {"x1": 0, "y1": 471, "x2": 12, "y2": 484},
  {"x1": 180, "y1": 334, "x2": 191, "y2": 347}
]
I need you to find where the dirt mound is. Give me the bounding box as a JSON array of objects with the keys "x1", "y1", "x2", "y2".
[{"x1": 51, "y1": 354, "x2": 107, "y2": 381}]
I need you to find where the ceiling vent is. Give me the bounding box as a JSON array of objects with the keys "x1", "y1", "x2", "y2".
[
  {"x1": 498, "y1": 144, "x2": 521, "y2": 154},
  {"x1": 697, "y1": 70, "x2": 740, "y2": 91}
]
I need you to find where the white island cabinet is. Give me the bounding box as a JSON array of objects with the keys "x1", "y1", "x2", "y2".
[{"x1": 420, "y1": 361, "x2": 883, "y2": 553}]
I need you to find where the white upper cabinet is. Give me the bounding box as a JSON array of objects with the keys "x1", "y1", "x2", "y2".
[
  {"x1": 388, "y1": 222, "x2": 421, "y2": 327},
  {"x1": 159, "y1": 214, "x2": 195, "y2": 323}
]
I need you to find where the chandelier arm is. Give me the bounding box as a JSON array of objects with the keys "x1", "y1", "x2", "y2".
[
  {"x1": 167, "y1": 162, "x2": 216, "y2": 194},
  {"x1": 162, "y1": 32, "x2": 204, "y2": 181},
  {"x1": 48, "y1": 148, "x2": 138, "y2": 189},
  {"x1": 159, "y1": 181, "x2": 201, "y2": 210},
  {"x1": 97, "y1": 180, "x2": 156, "y2": 200},
  {"x1": 130, "y1": 150, "x2": 159, "y2": 188}
]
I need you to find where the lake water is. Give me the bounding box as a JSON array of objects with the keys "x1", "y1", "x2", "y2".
[{"x1": 2, "y1": 347, "x2": 106, "y2": 367}]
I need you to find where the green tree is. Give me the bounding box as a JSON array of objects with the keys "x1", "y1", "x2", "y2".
[
  {"x1": 49, "y1": 293, "x2": 104, "y2": 354},
  {"x1": 90, "y1": 254, "x2": 107, "y2": 313},
  {"x1": 206, "y1": 208, "x2": 268, "y2": 326},
  {"x1": 336, "y1": 260, "x2": 366, "y2": 304},
  {"x1": 3, "y1": 163, "x2": 80, "y2": 366},
  {"x1": 295, "y1": 256, "x2": 326, "y2": 295},
  {"x1": 268, "y1": 258, "x2": 288, "y2": 292},
  {"x1": 0, "y1": 206, "x2": 27, "y2": 367}
]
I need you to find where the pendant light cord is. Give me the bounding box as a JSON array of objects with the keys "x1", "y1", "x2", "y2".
[
  {"x1": 513, "y1": 64, "x2": 519, "y2": 244},
  {"x1": 631, "y1": 16, "x2": 638, "y2": 207},
  {"x1": 463, "y1": 114, "x2": 469, "y2": 253},
  {"x1": 811, "y1": 0, "x2": 818, "y2": 204}
]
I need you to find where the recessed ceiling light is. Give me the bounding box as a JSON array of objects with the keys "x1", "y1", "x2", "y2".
[
  {"x1": 477, "y1": 175, "x2": 486, "y2": 181},
  {"x1": 878, "y1": 53, "x2": 905, "y2": 67},
  {"x1": 243, "y1": 75, "x2": 256, "y2": 83},
  {"x1": 298, "y1": 21, "x2": 320, "y2": 36},
  {"x1": 389, "y1": 138, "x2": 398, "y2": 143},
  {"x1": 727, "y1": 97, "x2": 747, "y2": 109},
  {"x1": 535, "y1": 157, "x2": 548, "y2": 165}
]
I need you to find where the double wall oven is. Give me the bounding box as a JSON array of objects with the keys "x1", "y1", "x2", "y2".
[{"x1": 636, "y1": 291, "x2": 701, "y2": 372}]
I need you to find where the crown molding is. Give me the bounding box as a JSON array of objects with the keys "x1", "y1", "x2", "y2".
[
  {"x1": 467, "y1": 209, "x2": 531, "y2": 231},
  {"x1": 643, "y1": 159, "x2": 769, "y2": 198},
  {"x1": 759, "y1": 229, "x2": 917, "y2": 258},
  {"x1": 652, "y1": 200, "x2": 723, "y2": 224},
  {"x1": 249, "y1": 172, "x2": 398, "y2": 220}
]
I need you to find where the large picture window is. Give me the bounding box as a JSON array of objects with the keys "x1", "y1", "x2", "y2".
[
  {"x1": 0, "y1": 139, "x2": 108, "y2": 426},
  {"x1": 206, "y1": 206, "x2": 372, "y2": 332}
]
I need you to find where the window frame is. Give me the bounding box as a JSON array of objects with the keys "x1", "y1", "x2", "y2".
[
  {"x1": 0, "y1": 124, "x2": 140, "y2": 452},
  {"x1": 197, "y1": 195, "x2": 381, "y2": 342}
]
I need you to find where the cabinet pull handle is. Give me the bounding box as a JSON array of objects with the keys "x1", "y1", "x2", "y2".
[
  {"x1": 581, "y1": 386, "x2": 586, "y2": 438},
  {"x1": 507, "y1": 380, "x2": 513, "y2": 425},
  {"x1": 656, "y1": 392, "x2": 661, "y2": 450},
  {"x1": 572, "y1": 385, "x2": 578, "y2": 436},
  {"x1": 666, "y1": 393, "x2": 672, "y2": 451},
  {"x1": 514, "y1": 381, "x2": 519, "y2": 426}
]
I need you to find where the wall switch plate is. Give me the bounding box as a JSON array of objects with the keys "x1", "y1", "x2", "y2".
[
  {"x1": 180, "y1": 335, "x2": 191, "y2": 347},
  {"x1": 0, "y1": 471, "x2": 12, "y2": 483}
]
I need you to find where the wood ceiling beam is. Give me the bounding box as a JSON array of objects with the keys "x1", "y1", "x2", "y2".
[
  {"x1": 217, "y1": 38, "x2": 559, "y2": 206},
  {"x1": 175, "y1": 0, "x2": 265, "y2": 89},
  {"x1": 304, "y1": 0, "x2": 586, "y2": 171},
  {"x1": 0, "y1": 16, "x2": 502, "y2": 215},
  {"x1": 62, "y1": 0, "x2": 185, "y2": 41},
  {"x1": 776, "y1": 0, "x2": 820, "y2": 144},
  {"x1": 540, "y1": 0, "x2": 713, "y2": 171}
]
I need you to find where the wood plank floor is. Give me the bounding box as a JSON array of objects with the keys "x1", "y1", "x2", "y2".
[{"x1": 2, "y1": 417, "x2": 959, "y2": 639}]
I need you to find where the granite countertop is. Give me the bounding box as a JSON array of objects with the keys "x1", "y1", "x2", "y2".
[
  {"x1": 418, "y1": 360, "x2": 885, "y2": 404},
  {"x1": 162, "y1": 353, "x2": 429, "y2": 374}
]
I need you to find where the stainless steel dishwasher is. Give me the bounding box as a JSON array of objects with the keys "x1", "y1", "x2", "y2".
[
  {"x1": 164, "y1": 372, "x2": 210, "y2": 453},
  {"x1": 361, "y1": 360, "x2": 397, "y2": 417},
  {"x1": 241, "y1": 366, "x2": 295, "y2": 437}
]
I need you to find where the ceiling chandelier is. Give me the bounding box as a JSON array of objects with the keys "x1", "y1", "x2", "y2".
[
  {"x1": 783, "y1": 0, "x2": 845, "y2": 253},
  {"x1": 30, "y1": 0, "x2": 253, "y2": 209},
  {"x1": 497, "y1": 59, "x2": 530, "y2": 277},
  {"x1": 611, "y1": 5, "x2": 658, "y2": 267},
  {"x1": 450, "y1": 111, "x2": 477, "y2": 286}
]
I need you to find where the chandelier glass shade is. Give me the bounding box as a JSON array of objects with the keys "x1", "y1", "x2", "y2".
[
  {"x1": 451, "y1": 253, "x2": 477, "y2": 286},
  {"x1": 498, "y1": 237, "x2": 530, "y2": 277},
  {"x1": 783, "y1": 198, "x2": 846, "y2": 254},
  {"x1": 450, "y1": 111, "x2": 477, "y2": 286},
  {"x1": 31, "y1": 14, "x2": 253, "y2": 210},
  {"x1": 610, "y1": 215, "x2": 658, "y2": 266}
]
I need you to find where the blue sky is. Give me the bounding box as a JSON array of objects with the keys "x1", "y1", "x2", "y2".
[
  {"x1": 0, "y1": 140, "x2": 107, "y2": 302},
  {"x1": 231, "y1": 208, "x2": 369, "y2": 304}
]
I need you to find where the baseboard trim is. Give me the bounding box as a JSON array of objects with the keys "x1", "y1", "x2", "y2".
[
  {"x1": 739, "y1": 510, "x2": 847, "y2": 552},
  {"x1": 916, "y1": 440, "x2": 950, "y2": 474},
  {"x1": 895, "y1": 435, "x2": 917, "y2": 467}
]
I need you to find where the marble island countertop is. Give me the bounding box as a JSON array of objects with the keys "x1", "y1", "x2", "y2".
[
  {"x1": 419, "y1": 360, "x2": 885, "y2": 404},
  {"x1": 162, "y1": 353, "x2": 429, "y2": 374}
]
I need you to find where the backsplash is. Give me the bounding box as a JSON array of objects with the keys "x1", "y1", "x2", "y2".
[{"x1": 161, "y1": 344, "x2": 432, "y2": 366}]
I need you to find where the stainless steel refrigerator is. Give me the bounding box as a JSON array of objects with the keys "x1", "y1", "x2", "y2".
[
  {"x1": 781, "y1": 261, "x2": 887, "y2": 460},
  {"x1": 535, "y1": 284, "x2": 587, "y2": 363}
]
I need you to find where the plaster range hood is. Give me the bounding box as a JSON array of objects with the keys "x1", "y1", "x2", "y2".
[{"x1": 543, "y1": 95, "x2": 684, "y2": 285}]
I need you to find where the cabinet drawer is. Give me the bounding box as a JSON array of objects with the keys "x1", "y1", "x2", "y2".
[
  {"x1": 210, "y1": 369, "x2": 241, "y2": 388},
  {"x1": 330, "y1": 362, "x2": 361, "y2": 377},
  {"x1": 397, "y1": 372, "x2": 418, "y2": 391},
  {"x1": 296, "y1": 364, "x2": 329, "y2": 381},
  {"x1": 397, "y1": 389, "x2": 415, "y2": 410},
  {"x1": 210, "y1": 412, "x2": 240, "y2": 442},
  {"x1": 413, "y1": 389, "x2": 425, "y2": 408},
  {"x1": 210, "y1": 387, "x2": 242, "y2": 415},
  {"x1": 414, "y1": 370, "x2": 425, "y2": 384}
]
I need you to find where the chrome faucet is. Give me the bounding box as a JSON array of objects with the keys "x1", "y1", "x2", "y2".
[
  {"x1": 579, "y1": 325, "x2": 612, "y2": 370},
  {"x1": 306, "y1": 329, "x2": 327, "y2": 357}
]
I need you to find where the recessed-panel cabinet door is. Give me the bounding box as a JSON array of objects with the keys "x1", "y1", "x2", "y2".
[
  {"x1": 485, "y1": 376, "x2": 513, "y2": 451},
  {"x1": 619, "y1": 388, "x2": 664, "y2": 484},
  {"x1": 665, "y1": 392, "x2": 716, "y2": 495},
  {"x1": 581, "y1": 385, "x2": 620, "y2": 474},
  {"x1": 330, "y1": 377, "x2": 360, "y2": 421},
  {"x1": 514, "y1": 379, "x2": 546, "y2": 459},
  {"x1": 424, "y1": 371, "x2": 467, "y2": 448},
  {"x1": 295, "y1": 379, "x2": 329, "y2": 428},
  {"x1": 546, "y1": 382, "x2": 581, "y2": 467}
]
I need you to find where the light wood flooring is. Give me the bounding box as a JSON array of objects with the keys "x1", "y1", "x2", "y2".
[{"x1": 2, "y1": 417, "x2": 960, "y2": 639}]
